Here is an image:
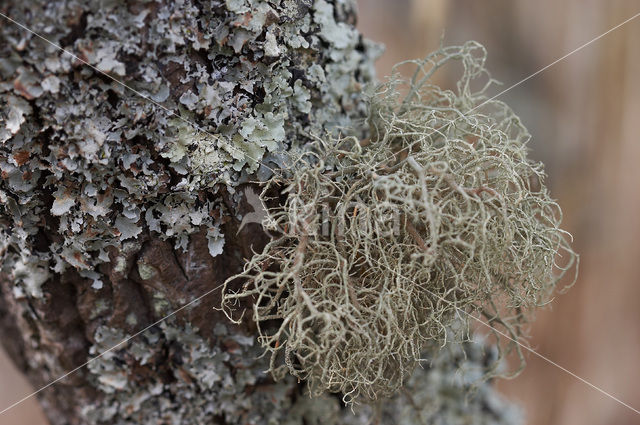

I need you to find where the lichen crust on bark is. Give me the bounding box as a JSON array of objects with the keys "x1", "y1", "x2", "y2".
[{"x1": 1, "y1": 1, "x2": 522, "y2": 424}]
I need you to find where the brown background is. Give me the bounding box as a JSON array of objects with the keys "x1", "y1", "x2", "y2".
[{"x1": 2, "y1": 1, "x2": 640, "y2": 424}]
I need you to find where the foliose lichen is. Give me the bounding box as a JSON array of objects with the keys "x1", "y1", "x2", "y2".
[
  {"x1": 0, "y1": 0, "x2": 384, "y2": 423},
  {"x1": 83, "y1": 322, "x2": 522, "y2": 425},
  {"x1": 0, "y1": 0, "x2": 380, "y2": 299}
]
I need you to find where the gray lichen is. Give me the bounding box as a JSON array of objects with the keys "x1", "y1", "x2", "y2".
[
  {"x1": 0, "y1": 0, "x2": 388, "y2": 423},
  {"x1": 0, "y1": 0, "x2": 380, "y2": 298},
  {"x1": 83, "y1": 322, "x2": 521, "y2": 425},
  {"x1": 82, "y1": 322, "x2": 298, "y2": 424}
]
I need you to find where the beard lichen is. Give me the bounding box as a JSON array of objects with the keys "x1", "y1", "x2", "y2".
[{"x1": 222, "y1": 41, "x2": 577, "y2": 403}]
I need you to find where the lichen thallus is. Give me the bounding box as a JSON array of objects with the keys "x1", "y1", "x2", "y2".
[{"x1": 221, "y1": 42, "x2": 578, "y2": 403}]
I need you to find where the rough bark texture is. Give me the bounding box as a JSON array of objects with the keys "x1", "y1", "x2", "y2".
[{"x1": 1, "y1": 1, "x2": 521, "y2": 424}]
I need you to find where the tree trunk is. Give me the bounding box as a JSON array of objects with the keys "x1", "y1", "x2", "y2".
[{"x1": 0, "y1": 1, "x2": 521, "y2": 424}]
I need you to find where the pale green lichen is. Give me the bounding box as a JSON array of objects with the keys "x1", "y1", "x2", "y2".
[
  {"x1": 223, "y1": 42, "x2": 578, "y2": 403},
  {"x1": 137, "y1": 262, "x2": 157, "y2": 281},
  {"x1": 314, "y1": 0, "x2": 359, "y2": 49}
]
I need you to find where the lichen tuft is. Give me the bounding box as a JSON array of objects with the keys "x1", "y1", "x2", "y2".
[{"x1": 222, "y1": 41, "x2": 578, "y2": 403}]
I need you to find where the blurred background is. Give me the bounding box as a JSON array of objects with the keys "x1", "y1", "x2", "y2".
[{"x1": 2, "y1": 1, "x2": 640, "y2": 424}]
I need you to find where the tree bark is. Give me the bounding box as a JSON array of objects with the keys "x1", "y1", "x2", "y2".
[{"x1": 0, "y1": 1, "x2": 521, "y2": 424}]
